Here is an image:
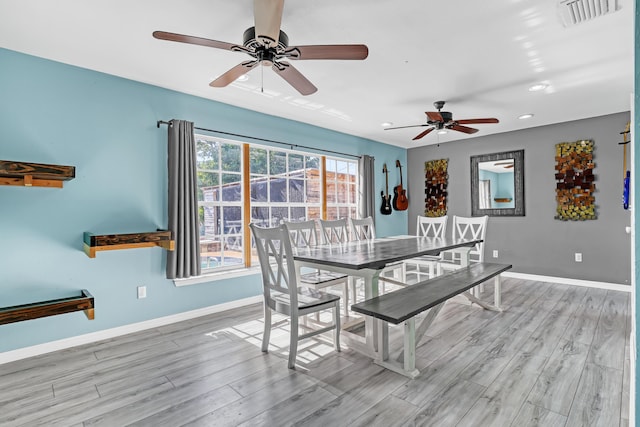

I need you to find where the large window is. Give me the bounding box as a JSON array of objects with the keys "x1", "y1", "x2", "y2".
[{"x1": 196, "y1": 134, "x2": 359, "y2": 273}]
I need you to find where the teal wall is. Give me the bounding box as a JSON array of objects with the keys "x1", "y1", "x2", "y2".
[{"x1": 0, "y1": 48, "x2": 407, "y2": 353}]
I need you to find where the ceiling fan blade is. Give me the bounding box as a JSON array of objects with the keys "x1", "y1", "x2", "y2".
[
  {"x1": 449, "y1": 124, "x2": 479, "y2": 134},
  {"x1": 425, "y1": 111, "x2": 444, "y2": 122},
  {"x1": 254, "y1": 0, "x2": 284, "y2": 47},
  {"x1": 456, "y1": 118, "x2": 500, "y2": 124},
  {"x1": 412, "y1": 128, "x2": 435, "y2": 140},
  {"x1": 285, "y1": 45, "x2": 369, "y2": 60},
  {"x1": 152, "y1": 31, "x2": 238, "y2": 51},
  {"x1": 272, "y1": 61, "x2": 317, "y2": 95},
  {"x1": 384, "y1": 124, "x2": 430, "y2": 131},
  {"x1": 210, "y1": 61, "x2": 259, "y2": 87}
]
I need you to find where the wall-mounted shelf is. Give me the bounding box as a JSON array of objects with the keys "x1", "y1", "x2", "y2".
[
  {"x1": 494, "y1": 198, "x2": 513, "y2": 203},
  {"x1": 0, "y1": 160, "x2": 75, "y2": 188},
  {"x1": 83, "y1": 230, "x2": 175, "y2": 258},
  {"x1": 0, "y1": 290, "x2": 94, "y2": 325}
]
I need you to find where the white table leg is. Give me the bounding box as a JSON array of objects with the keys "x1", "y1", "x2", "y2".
[
  {"x1": 494, "y1": 274, "x2": 502, "y2": 309},
  {"x1": 404, "y1": 319, "x2": 416, "y2": 372}
]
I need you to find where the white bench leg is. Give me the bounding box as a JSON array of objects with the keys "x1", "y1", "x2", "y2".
[
  {"x1": 494, "y1": 274, "x2": 502, "y2": 309},
  {"x1": 404, "y1": 318, "x2": 416, "y2": 373}
]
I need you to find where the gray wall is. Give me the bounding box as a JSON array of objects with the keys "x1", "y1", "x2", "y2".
[{"x1": 407, "y1": 112, "x2": 631, "y2": 285}]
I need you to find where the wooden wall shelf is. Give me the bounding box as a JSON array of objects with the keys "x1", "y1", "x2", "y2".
[
  {"x1": 494, "y1": 198, "x2": 513, "y2": 203},
  {"x1": 83, "y1": 230, "x2": 175, "y2": 258},
  {"x1": 0, "y1": 290, "x2": 94, "y2": 325},
  {"x1": 0, "y1": 160, "x2": 75, "y2": 188}
]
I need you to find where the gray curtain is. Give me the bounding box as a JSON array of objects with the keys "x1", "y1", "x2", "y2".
[
  {"x1": 358, "y1": 155, "x2": 375, "y2": 222},
  {"x1": 166, "y1": 119, "x2": 201, "y2": 279}
]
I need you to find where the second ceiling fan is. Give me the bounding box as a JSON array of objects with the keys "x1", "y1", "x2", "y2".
[
  {"x1": 153, "y1": 0, "x2": 368, "y2": 96},
  {"x1": 385, "y1": 101, "x2": 500, "y2": 140}
]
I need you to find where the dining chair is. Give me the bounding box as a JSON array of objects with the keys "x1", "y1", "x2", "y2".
[
  {"x1": 440, "y1": 215, "x2": 488, "y2": 271},
  {"x1": 318, "y1": 218, "x2": 349, "y2": 244},
  {"x1": 283, "y1": 219, "x2": 351, "y2": 317},
  {"x1": 349, "y1": 217, "x2": 376, "y2": 241},
  {"x1": 404, "y1": 215, "x2": 449, "y2": 280},
  {"x1": 250, "y1": 223, "x2": 341, "y2": 369}
]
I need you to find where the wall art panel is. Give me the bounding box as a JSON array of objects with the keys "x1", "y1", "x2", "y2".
[
  {"x1": 425, "y1": 159, "x2": 448, "y2": 217},
  {"x1": 554, "y1": 140, "x2": 596, "y2": 220}
]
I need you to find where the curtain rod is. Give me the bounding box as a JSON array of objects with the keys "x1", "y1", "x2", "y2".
[{"x1": 156, "y1": 120, "x2": 361, "y2": 159}]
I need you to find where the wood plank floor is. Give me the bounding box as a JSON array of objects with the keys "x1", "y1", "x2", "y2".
[{"x1": 0, "y1": 278, "x2": 630, "y2": 426}]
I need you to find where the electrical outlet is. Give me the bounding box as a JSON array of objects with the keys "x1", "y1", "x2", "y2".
[
  {"x1": 574, "y1": 253, "x2": 582, "y2": 262},
  {"x1": 492, "y1": 250, "x2": 499, "y2": 258},
  {"x1": 137, "y1": 286, "x2": 147, "y2": 299}
]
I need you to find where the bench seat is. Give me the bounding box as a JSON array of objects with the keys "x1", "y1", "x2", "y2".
[
  {"x1": 351, "y1": 262, "x2": 512, "y2": 324},
  {"x1": 351, "y1": 262, "x2": 512, "y2": 378}
]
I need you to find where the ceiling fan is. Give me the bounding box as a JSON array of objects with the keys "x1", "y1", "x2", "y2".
[
  {"x1": 152, "y1": 0, "x2": 368, "y2": 96},
  {"x1": 385, "y1": 101, "x2": 500, "y2": 140}
]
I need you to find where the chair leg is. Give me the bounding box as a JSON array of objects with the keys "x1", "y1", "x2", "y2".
[
  {"x1": 334, "y1": 303, "x2": 341, "y2": 352},
  {"x1": 288, "y1": 315, "x2": 299, "y2": 369},
  {"x1": 342, "y1": 282, "x2": 349, "y2": 317},
  {"x1": 261, "y1": 304, "x2": 272, "y2": 353}
]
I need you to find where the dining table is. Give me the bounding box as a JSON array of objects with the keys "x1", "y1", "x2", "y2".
[{"x1": 292, "y1": 234, "x2": 482, "y2": 358}]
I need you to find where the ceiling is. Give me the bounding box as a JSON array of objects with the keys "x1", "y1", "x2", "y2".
[{"x1": 0, "y1": 0, "x2": 633, "y2": 149}]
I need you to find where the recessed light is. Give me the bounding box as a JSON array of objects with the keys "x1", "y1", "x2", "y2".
[
  {"x1": 381, "y1": 122, "x2": 393, "y2": 127},
  {"x1": 528, "y1": 83, "x2": 547, "y2": 92},
  {"x1": 437, "y1": 130, "x2": 448, "y2": 135},
  {"x1": 236, "y1": 74, "x2": 249, "y2": 82},
  {"x1": 518, "y1": 113, "x2": 534, "y2": 119}
]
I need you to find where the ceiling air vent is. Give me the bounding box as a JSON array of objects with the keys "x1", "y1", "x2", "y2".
[{"x1": 558, "y1": 0, "x2": 619, "y2": 27}]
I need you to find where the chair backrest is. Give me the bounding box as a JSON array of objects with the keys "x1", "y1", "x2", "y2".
[
  {"x1": 416, "y1": 215, "x2": 448, "y2": 239},
  {"x1": 318, "y1": 218, "x2": 349, "y2": 244},
  {"x1": 350, "y1": 217, "x2": 376, "y2": 241},
  {"x1": 250, "y1": 223, "x2": 298, "y2": 312},
  {"x1": 282, "y1": 219, "x2": 319, "y2": 248},
  {"x1": 451, "y1": 215, "x2": 488, "y2": 263}
]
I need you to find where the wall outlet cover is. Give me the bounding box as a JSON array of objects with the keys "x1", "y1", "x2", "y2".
[
  {"x1": 574, "y1": 253, "x2": 582, "y2": 262},
  {"x1": 493, "y1": 250, "x2": 499, "y2": 258},
  {"x1": 137, "y1": 286, "x2": 147, "y2": 299}
]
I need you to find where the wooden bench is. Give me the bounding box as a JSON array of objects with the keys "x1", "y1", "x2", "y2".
[{"x1": 351, "y1": 262, "x2": 512, "y2": 378}]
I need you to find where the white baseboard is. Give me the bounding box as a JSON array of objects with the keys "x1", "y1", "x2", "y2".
[
  {"x1": 0, "y1": 295, "x2": 262, "y2": 366},
  {"x1": 502, "y1": 272, "x2": 630, "y2": 292}
]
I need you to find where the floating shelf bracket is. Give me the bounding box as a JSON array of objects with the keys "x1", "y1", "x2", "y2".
[
  {"x1": 0, "y1": 160, "x2": 75, "y2": 188},
  {"x1": 83, "y1": 230, "x2": 175, "y2": 258},
  {"x1": 0, "y1": 290, "x2": 94, "y2": 325}
]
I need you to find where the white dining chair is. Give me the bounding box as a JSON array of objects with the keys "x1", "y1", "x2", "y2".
[
  {"x1": 318, "y1": 218, "x2": 349, "y2": 244},
  {"x1": 403, "y1": 215, "x2": 448, "y2": 280},
  {"x1": 440, "y1": 215, "x2": 488, "y2": 270},
  {"x1": 250, "y1": 223, "x2": 341, "y2": 369},
  {"x1": 283, "y1": 219, "x2": 351, "y2": 317},
  {"x1": 349, "y1": 217, "x2": 376, "y2": 241}
]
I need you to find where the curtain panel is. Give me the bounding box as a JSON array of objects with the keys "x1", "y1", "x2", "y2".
[
  {"x1": 358, "y1": 155, "x2": 375, "y2": 222},
  {"x1": 166, "y1": 119, "x2": 201, "y2": 279}
]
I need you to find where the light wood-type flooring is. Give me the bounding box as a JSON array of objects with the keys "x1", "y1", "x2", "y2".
[{"x1": 0, "y1": 278, "x2": 631, "y2": 426}]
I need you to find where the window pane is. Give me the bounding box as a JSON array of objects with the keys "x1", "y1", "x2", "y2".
[
  {"x1": 289, "y1": 179, "x2": 305, "y2": 202},
  {"x1": 250, "y1": 147, "x2": 268, "y2": 174},
  {"x1": 289, "y1": 153, "x2": 304, "y2": 172},
  {"x1": 336, "y1": 181, "x2": 348, "y2": 203},
  {"x1": 250, "y1": 175, "x2": 268, "y2": 201},
  {"x1": 272, "y1": 206, "x2": 289, "y2": 224},
  {"x1": 197, "y1": 140, "x2": 219, "y2": 171},
  {"x1": 251, "y1": 207, "x2": 269, "y2": 227},
  {"x1": 269, "y1": 177, "x2": 287, "y2": 202},
  {"x1": 291, "y1": 207, "x2": 306, "y2": 221},
  {"x1": 327, "y1": 181, "x2": 337, "y2": 203},
  {"x1": 306, "y1": 156, "x2": 320, "y2": 170},
  {"x1": 336, "y1": 160, "x2": 348, "y2": 175},
  {"x1": 201, "y1": 205, "x2": 219, "y2": 238},
  {"x1": 199, "y1": 172, "x2": 219, "y2": 202},
  {"x1": 326, "y1": 207, "x2": 338, "y2": 220},
  {"x1": 269, "y1": 151, "x2": 287, "y2": 175},
  {"x1": 306, "y1": 175, "x2": 321, "y2": 203},
  {"x1": 221, "y1": 174, "x2": 241, "y2": 202},
  {"x1": 349, "y1": 183, "x2": 356, "y2": 205},
  {"x1": 307, "y1": 207, "x2": 322, "y2": 220},
  {"x1": 222, "y1": 206, "x2": 242, "y2": 235},
  {"x1": 221, "y1": 144, "x2": 241, "y2": 172}
]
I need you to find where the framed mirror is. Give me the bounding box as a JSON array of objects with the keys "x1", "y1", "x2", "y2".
[{"x1": 471, "y1": 149, "x2": 524, "y2": 216}]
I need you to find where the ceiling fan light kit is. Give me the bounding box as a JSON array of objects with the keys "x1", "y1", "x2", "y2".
[{"x1": 153, "y1": 0, "x2": 368, "y2": 96}]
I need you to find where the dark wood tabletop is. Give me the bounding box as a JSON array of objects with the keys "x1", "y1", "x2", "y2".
[{"x1": 292, "y1": 235, "x2": 482, "y2": 270}]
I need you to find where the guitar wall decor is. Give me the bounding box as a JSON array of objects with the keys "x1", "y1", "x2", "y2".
[
  {"x1": 380, "y1": 163, "x2": 392, "y2": 215},
  {"x1": 393, "y1": 160, "x2": 409, "y2": 211}
]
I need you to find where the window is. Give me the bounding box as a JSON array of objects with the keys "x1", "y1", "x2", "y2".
[{"x1": 196, "y1": 134, "x2": 359, "y2": 273}]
